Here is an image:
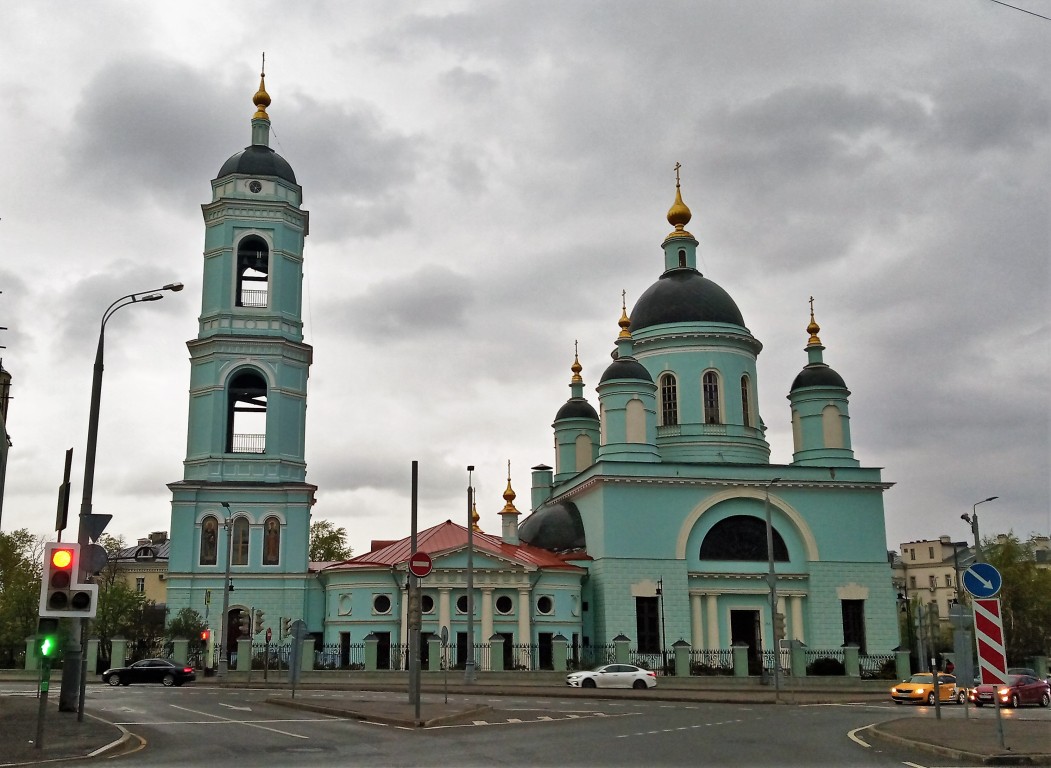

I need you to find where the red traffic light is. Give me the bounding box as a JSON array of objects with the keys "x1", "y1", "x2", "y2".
[
  {"x1": 51, "y1": 548, "x2": 74, "y2": 569},
  {"x1": 200, "y1": 630, "x2": 211, "y2": 641}
]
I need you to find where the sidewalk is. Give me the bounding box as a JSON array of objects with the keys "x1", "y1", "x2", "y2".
[{"x1": 2, "y1": 679, "x2": 1049, "y2": 766}]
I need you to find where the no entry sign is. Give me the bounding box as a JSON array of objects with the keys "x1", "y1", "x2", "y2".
[{"x1": 408, "y1": 551, "x2": 433, "y2": 578}]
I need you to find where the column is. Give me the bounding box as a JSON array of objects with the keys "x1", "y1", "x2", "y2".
[
  {"x1": 517, "y1": 588, "x2": 531, "y2": 670},
  {"x1": 690, "y1": 594, "x2": 704, "y2": 649},
  {"x1": 791, "y1": 595, "x2": 805, "y2": 642},
  {"x1": 706, "y1": 594, "x2": 719, "y2": 648},
  {"x1": 438, "y1": 588, "x2": 451, "y2": 636},
  {"x1": 481, "y1": 587, "x2": 494, "y2": 671}
]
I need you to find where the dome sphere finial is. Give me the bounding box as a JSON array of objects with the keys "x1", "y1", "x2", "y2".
[
  {"x1": 253, "y1": 53, "x2": 271, "y2": 120},
  {"x1": 666, "y1": 161, "x2": 693, "y2": 234}
]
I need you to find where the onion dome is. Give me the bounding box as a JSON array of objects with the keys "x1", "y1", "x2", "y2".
[
  {"x1": 216, "y1": 70, "x2": 297, "y2": 184},
  {"x1": 790, "y1": 299, "x2": 847, "y2": 390},
  {"x1": 518, "y1": 501, "x2": 587, "y2": 552},
  {"x1": 600, "y1": 294, "x2": 653, "y2": 383},
  {"x1": 631, "y1": 271, "x2": 745, "y2": 330},
  {"x1": 556, "y1": 344, "x2": 599, "y2": 420}
]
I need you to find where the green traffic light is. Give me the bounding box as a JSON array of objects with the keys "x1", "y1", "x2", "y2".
[{"x1": 39, "y1": 636, "x2": 54, "y2": 657}]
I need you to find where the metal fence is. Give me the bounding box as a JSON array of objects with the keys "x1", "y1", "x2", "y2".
[
  {"x1": 859, "y1": 653, "x2": 897, "y2": 679},
  {"x1": 689, "y1": 648, "x2": 734, "y2": 676}
]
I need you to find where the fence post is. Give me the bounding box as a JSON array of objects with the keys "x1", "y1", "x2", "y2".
[
  {"x1": 673, "y1": 639, "x2": 690, "y2": 677},
  {"x1": 300, "y1": 635, "x2": 315, "y2": 673},
  {"x1": 791, "y1": 640, "x2": 807, "y2": 677},
  {"x1": 489, "y1": 634, "x2": 505, "y2": 672},
  {"x1": 86, "y1": 637, "x2": 99, "y2": 676},
  {"x1": 24, "y1": 636, "x2": 37, "y2": 671},
  {"x1": 364, "y1": 633, "x2": 378, "y2": 671},
  {"x1": 172, "y1": 638, "x2": 189, "y2": 664},
  {"x1": 731, "y1": 642, "x2": 750, "y2": 678},
  {"x1": 552, "y1": 633, "x2": 568, "y2": 672},
  {"x1": 612, "y1": 634, "x2": 630, "y2": 664},
  {"x1": 895, "y1": 648, "x2": 911, "y2": 680},
  {"x1": 111, "y1": 637, "x2": 128, "y2": 668},
  {"x1": 236, "y1": 637, "x2": 252, "y2": 672},
  {"x1": 427, "y1": 635, "x2": 443, "y2": 671},
  {"x1": 843, "y1": 644, "x2": 860, "y2": 677}
]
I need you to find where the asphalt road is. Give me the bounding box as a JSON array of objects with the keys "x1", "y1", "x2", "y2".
[{"x1": 69, "y1": 684, "x2": 1019, "y2": 768}]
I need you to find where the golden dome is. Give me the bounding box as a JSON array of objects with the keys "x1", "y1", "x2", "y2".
[{"x1": 253, "y1": 73, "x2": 271, "y2": 120}]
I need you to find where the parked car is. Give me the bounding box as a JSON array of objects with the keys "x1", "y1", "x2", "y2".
[
  {"x1": 890, "y1": 673, "x2": 963, "y2": 705},
  {"x1": 566, "y1": 663, "x2": 657, "y2": 689},
  {"x1": 969, "y1": 675, "x2": 1050, "y2": 708},
  {"x1": 102, "y1": 658, "x2": 196, "y2": 687}
]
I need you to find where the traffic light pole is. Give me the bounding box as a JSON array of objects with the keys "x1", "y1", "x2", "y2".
[{"x1": 763, "y1": 478, "x2": 782, "y2": 703}]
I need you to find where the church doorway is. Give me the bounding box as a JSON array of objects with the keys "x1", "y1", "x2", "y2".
[{"x1": 730, "y1": 609, "x2": 760, "y2": 670}]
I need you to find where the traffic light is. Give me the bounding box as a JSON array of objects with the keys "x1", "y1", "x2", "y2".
[
  {"x1": 253, "y1": 609, "x2": 264, "y2": 635},
  {"x1": 39, "y1": 542, "x2": 98, "y2": 618},
  {"x1": 237, "y1": 611, "x2": 251, "y2": 635},
  {"x1": 773, "y1": 612, "x2": 787, "y2": 641},
  {"x1": 200, "y1": 629, "x2": 211, "y2": 643},
  {"x1": 36, "y1": 618, "x2": 59, "y2": 658},
  {"x1": 282, "y1": 616, "x2": 292, "y2": 640}
]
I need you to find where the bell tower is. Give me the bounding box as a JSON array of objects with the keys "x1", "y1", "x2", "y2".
[{"x1": 166, "y1": 70, "x2": 315, "y2": 648}]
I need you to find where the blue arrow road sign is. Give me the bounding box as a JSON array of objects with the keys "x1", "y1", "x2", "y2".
[{"x1": 963, "y1": 562, "x2": 1002, "y2": 598}]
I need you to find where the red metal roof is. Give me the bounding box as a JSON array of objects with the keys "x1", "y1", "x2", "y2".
[{"x1": 322, "y1": 520, "x2": 584, "y2": 572}]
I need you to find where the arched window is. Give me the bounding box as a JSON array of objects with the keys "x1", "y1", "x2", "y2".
[
  {"x1": 236, "y1": 235, "x2": 269, "y2": 308},
  {"x1": 822, "y1": 404, "x2": 844, "y2": 448},
  {"x1": 659, "y1": 373, "x2": 678, "y2": 426},
  {"x1": 227, "y1": 369, "x2": 267, "y2": 453},
  {"x1": 231, "y1": 517, "x2": 250, "y2": 566},
  {"x1": 262, "y1": 516, "x2": 280, "y2": 565},
  {"x1": 625, "y1": 399, "x2": 645, "y2": 442},
  {"x1": 702, "y1": 371, "x2": 721, "y2": 424},
  {"x1": 740, "y1": 375, "x2": 752, "y2": 428},
  {"x1": 200, "y1": 516, "x2": 218, "y2": 566},
  {"x1": 574, "y1": 434, "x2": 593, "y2": 471},
  {"x1": 791, "y1": 409, "x2": 802, "y2": 452},
  {"x1": 699, "y1": 516, "x2": 790, "y2": 561},
  {"x1": 678, "y1": 249, "x2": 687, "y2": 268}
]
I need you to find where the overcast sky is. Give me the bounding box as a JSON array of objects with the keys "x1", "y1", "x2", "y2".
[{"x1": 1, "y1": 1, "x2": 1048, "y2": 560}]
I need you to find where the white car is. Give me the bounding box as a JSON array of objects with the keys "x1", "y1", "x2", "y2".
[{"x1": 566, "y1": 663, "x2": 657, "y2": 689}]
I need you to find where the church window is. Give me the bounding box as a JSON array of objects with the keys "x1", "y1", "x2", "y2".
[
  {"x1": 456, "y1": 595, "x2": 471, "y2": 614},
  {"x1": 574, "y1": 434, "x2": 593, "y2": 471},
  {"x1": 822, "y1": 404, "x2": 844, "y2": 448},
  {"x1": 496, "y1": 595, "x2": 513, "y2": 614},
  {"x1": 677, "y1": 249, "x2": 687, "y2": 268},
  {"x1": 421, "y1": 595, "x2": 434, "y2": 614},
  {"x1": 699, "y1": 516, "x2": 789, "y2": 561},
  {"x1": 200, "y1": 515, "x2": 218, "y2": 565},
  {"x1": 262, "y1": 516, "x2": 280, "y2": 565},
  {"x1": 236, "y1": 235, "x2": 269, "y2": 308},
  {"x1": 659, "y1": 373, "x2": 678, "y2": 426},
  {"x1": 231, "y1": 517, "x2": 250, "y2": 566},
  {"x1": 373, "y1": 594, "x2": 392, "y2": 614},
  {"x1": 702, "y1": 371, "x2": 722, "y2": 424},
  {"x1": 536, "y1": 595, "x2": 554, "y2": 615},
  {"x1": 227, "y1": 369, "x2": 267, "y2": 453},
  {"x1": 741, "y1": 375, "x2": 752, "y2": 428}
]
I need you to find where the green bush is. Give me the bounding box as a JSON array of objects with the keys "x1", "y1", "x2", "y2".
[{"x1": 807, "y1": 656, "x2": 845, "y2": 676}]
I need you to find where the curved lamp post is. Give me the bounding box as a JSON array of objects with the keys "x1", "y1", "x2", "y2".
[
  {"x1": 59, "y1": 282, "x2": 183, "y2": 715},
  {"x1": 960, "y1": 496, "x2": 998, "y2": 564}
]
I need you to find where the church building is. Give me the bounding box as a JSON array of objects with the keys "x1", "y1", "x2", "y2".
[{"x1": 165, "y1": 77, "x2": 898, "y2": 667}]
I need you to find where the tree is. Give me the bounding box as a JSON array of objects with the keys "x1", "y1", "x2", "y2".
[
  {"x1": 984, "y1": 533, "x2": 1051, "y2": 661},
  {"x1": 167, "y1": 607, "x2": 208, "y2": 642},
  {"x1": 309, "y1": 520, "x2": 352, "y2": 562},
  {"x1": 0, "y1": 529, "x2": 43, "y2": 652}
]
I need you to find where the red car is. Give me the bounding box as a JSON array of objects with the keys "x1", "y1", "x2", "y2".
[{"x1": 968, "y1": 675, "x2": 1050, "y2": 708}]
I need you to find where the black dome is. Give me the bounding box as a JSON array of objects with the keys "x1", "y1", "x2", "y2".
[
  {"x1": 555, "y1": 398, "x2": 599, "y2": 421},
  {"x1": 791, "y1": 364, "x2": 847, "y2": 391},
  {"x1": 599, "y1": 356, "x2": 653, "y2": 384},
  {"x1": 217, "y1": 145, "x2": 297, "y2": 184},
  {"x1": 519, "y1": 502, "x2": 586, "y2": 552},
  {"x1": 631, "y1": 269, "x2": 745, "y2": 330}
]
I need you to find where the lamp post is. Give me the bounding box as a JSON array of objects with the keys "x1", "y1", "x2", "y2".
[
  {"x1": 763, "y1": 476, "x2": 782, "y2": 702},
  {"x1": 218, "y1": 502, "x2": 233, "y2": 676},
  {"x1": 961, "y1": 496, "x2": 998, "y2": 563},
  {"x1": 59, "y1": 282, "x2": 183, "y2": 714},
  {"x1": 464, "y1": 465, "x2": 476, "y2": 683}
]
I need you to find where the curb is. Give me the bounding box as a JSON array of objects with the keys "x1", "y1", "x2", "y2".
[{"x1": 868, "y1": 722, "x2": 1051, "y2": 766}]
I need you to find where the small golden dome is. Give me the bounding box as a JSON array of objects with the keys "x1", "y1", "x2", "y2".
[
  {"x1": 571, "y1": 342, "x2": 583, "y2": 384},
  {"x1": 253, "y1": 73, "x2": 271, "y2": 120},
  {"x1": 501, "y1": 460, "x2": 520, "y2": 515},
  {"x1": 807, "y1": 296, "x2": 822, "y2": 346},
  {"x1": 618, "y1": 291, "x2": 631, "y2": 339},
  {"x1": 666, "y1": 161, "x2": 693, "y2": 238}
]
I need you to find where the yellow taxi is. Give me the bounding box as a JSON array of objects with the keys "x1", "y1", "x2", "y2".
[{"x1": 890, "y1": 672, "x2": 964, "y2": 705}]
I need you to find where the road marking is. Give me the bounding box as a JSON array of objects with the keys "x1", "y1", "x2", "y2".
[
  {"x1": 169, "y1": 704, "x2": 311, "y2": 739},
  {"x1": 847, "y1": 723, "x2": 874, "y2": 748},
  {"x1": 902, "y1": 762, "x2": 927, "y2": 768},
  {"x1": 218, "y1": 703, "x2": 252, "y2": 711}
]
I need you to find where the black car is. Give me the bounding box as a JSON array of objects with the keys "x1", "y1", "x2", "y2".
[{"x1": 102, "y1": 658, "x2": 196, "y2": 687}]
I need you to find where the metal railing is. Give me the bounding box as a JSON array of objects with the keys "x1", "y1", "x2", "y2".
[
  {"x1": 238, "y1": 289, "x2": 268, "y2": 308},
  {"x1": 689, "y1": 648, "x2": 734, "y2": 676},
  {"x1": 230, "y1": 433, "x2": 265, "y2": 453}
]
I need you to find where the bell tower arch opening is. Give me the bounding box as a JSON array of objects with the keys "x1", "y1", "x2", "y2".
[
  {"x1": 226, "y1": 369, "x2": 267, "y2": 453},
  {"x1": 236, "y1": 235, "x2": 269, "y2": 308}
]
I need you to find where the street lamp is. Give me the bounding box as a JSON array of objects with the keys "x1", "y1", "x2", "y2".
[
  {"x1": 763, "y1": 476, "x2": 782, "y2": 702},
  {"x1": 464, "y1": 465, "x2": 476, "y2": 683},
  {"x1": 218, "y1": 502, "x2": 233, "y2": 676},
  {"x1": 960, "y1": 496, "x2": 998, "y2": 563},
  {"x1": 58, "y1": 282, "x2": 183, "y2": 714}
]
